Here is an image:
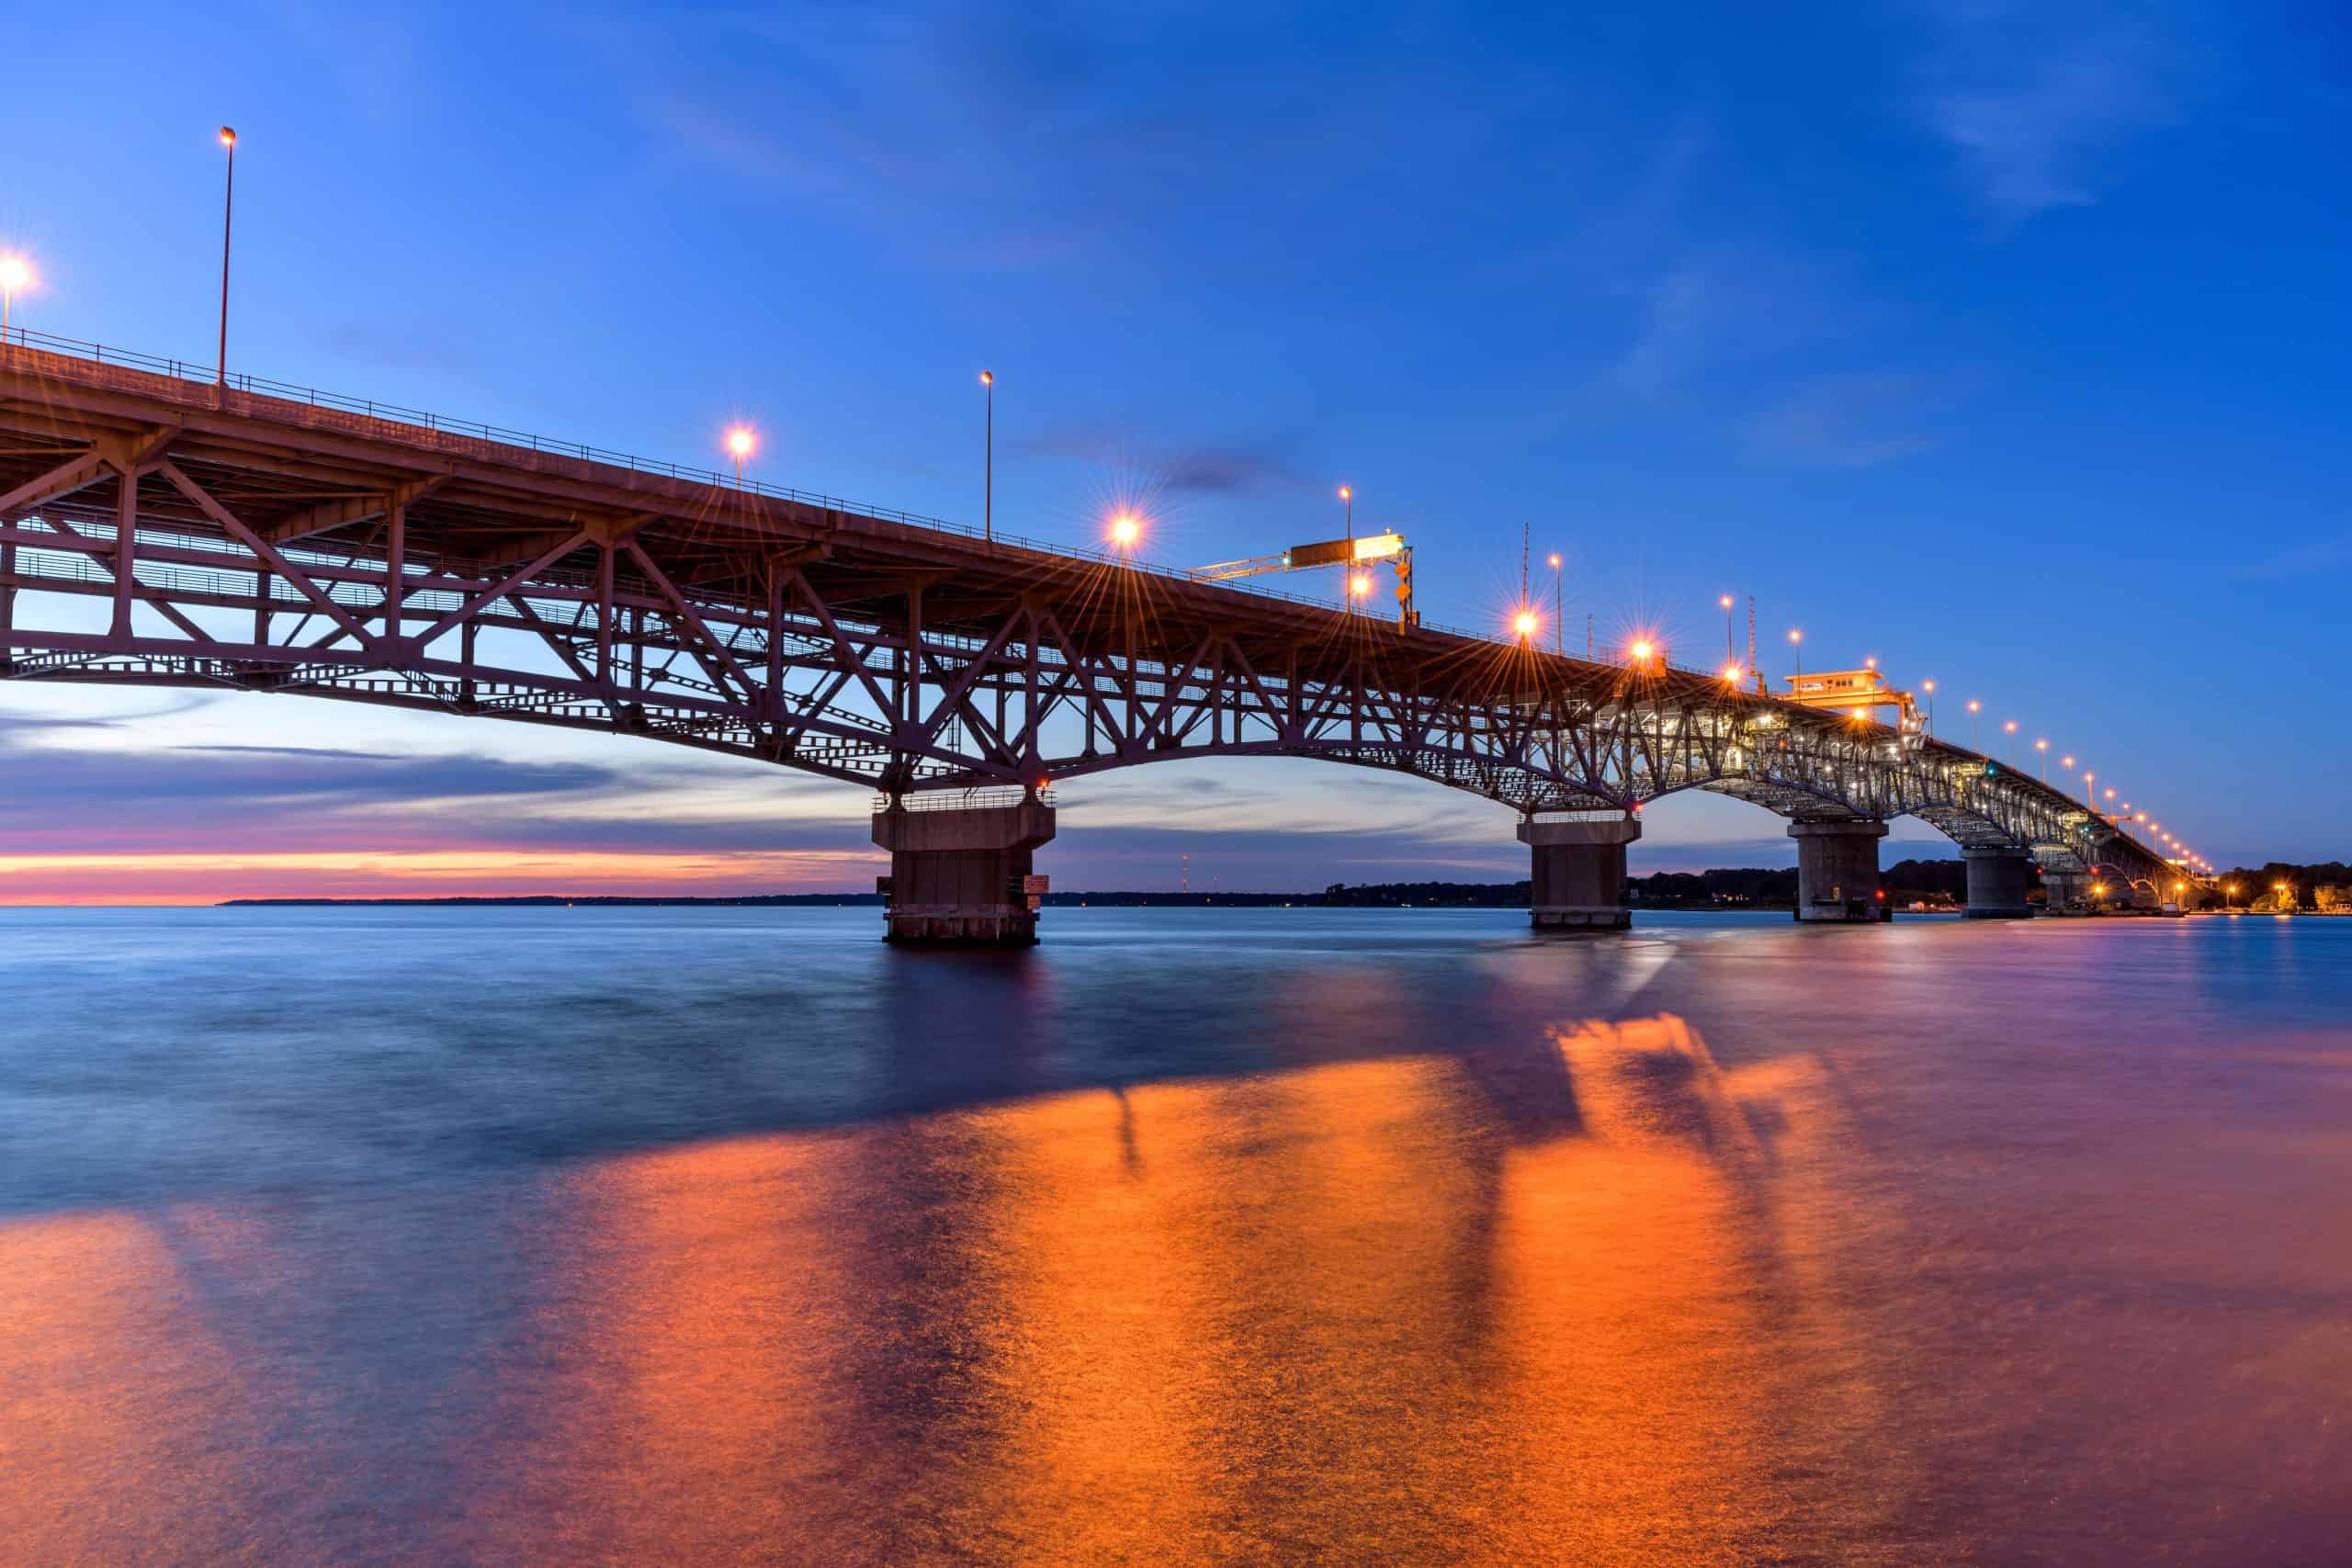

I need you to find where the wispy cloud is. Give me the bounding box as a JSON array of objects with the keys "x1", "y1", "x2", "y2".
[
  {"x1": 1740, "y1": 370, "x2": 1973, "y2": 468},
  {"x1": 2232, "y1": 532, "x2": 2352, "y2": 581},
  {"x1": 1919, "y1": 1, "x2": 2180, "y2": 226},
  {"x1": 1611, "y1": 245, "x2": 1871, "y2": 400},
  {"x1": 1013, "y1": 423, "x2": 1308, "y2": 498}
]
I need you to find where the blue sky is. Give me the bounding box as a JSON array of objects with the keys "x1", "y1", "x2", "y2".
[{"x1": 2, "y1": 2, "x2": 2346, "y2": 897}]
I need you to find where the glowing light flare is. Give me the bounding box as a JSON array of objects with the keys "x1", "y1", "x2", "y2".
[
  {"x1": 1722, "y1": 663, "x2": 1744, "y2": 684},
  {"x1": 724, "y1": 426, "x2": 756, "y2": 459},
  {"x1": 978, "y1": 369, "x2": 992, "y2": 386},
  {"x1": 1109, "y1": 512, "x2": 1142, "y2": 549},
  {"x1": 1513, "y1": 610, "x2": 1539, "y2": 640},
  {"x1": 1337, "y1": 486, "x2": 1351, "y2": 502},
  {"x1": 0, "y1": 254, "x2": 32, "y2": 293},
  {"x1": 1629, "y1": 638, "x2": 1655, "y2": 663},
  {"x1": 1348, "y1": 570, "x2": 1374, "y2": 598},
  {"x1": 1719, "y1": 594, "x2": 1734, "y2": 610},
  {"x1": 219, "y1": 126, "x2": 237, "y2": 148},
  {"x1": 1550, "y1": 554, "x2": 1563, "y2": 569}
]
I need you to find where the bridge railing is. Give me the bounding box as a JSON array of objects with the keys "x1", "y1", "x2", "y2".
[{"x1": 873, "y1": 787, "x2": 1057, "y2": 813}]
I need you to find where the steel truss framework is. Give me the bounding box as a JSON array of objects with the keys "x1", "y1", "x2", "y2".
[{"x1": 0, "y1": 346, "x2": 2190, "y2": 887}]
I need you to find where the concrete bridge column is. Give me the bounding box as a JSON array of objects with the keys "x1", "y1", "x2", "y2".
[
  {"x1": 2042, "y1": 870, "x2": 2087, "y2": 914},
  {"x1": 1789, "y1": 819, "x2": 1890, "y2": 923},
  {"x1": 1519, "y1": 815, "x2": 1639, "y2": 931},
  {"x1": 1962, "y1": 846, "x2": 2035, "y2": 919},
  {"x1": 872, "y1": 795, "x2": 1056, "y2": 946}
]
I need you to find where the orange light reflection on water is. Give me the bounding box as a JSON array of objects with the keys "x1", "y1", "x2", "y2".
[{"x1": 0, "y1": 1013, "x2": 1901, "y2": 1562}]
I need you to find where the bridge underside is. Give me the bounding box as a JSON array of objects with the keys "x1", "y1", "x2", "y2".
[{"x1": 0, "y1": 342, "x2": 2194, "y2": 908}]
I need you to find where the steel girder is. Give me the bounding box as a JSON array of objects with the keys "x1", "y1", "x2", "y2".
[{"x1": 0, "y1": 346, "x2": 2198, "y2": 886}]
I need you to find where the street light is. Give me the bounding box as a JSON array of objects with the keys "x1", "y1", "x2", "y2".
[
  {"x1": 1514, "y1": 609, "x2": 1538, "y2": 643},
  {"x1": 725, "y1": 425, "x2": 755, "y2": 484},
  {"x1": 1629, "y1": 637, "x2": 1655, "y2": 669},
  {"x1": 0, "y1": 254, "x2": 32, "y2": 337},
  {"x1": 1338, "y1": 485, "x2": 1352, "y2": 539},
  {"x1": 1723, "y1": 662, "x2": 1744, "y2": 684},
  {"x1": 1349, "y1": 570, "x2": 1374, "y2": 602},
  {"x1": 1922, "y1": 678, "x2": 1936, "y2": 733},
  {"x1": 1788, "y1": 627, "x2": 1802, "y2": 675},
  {"x1": 1967, "y1": 698, "x2": 1981, "y2": 753},
  {"x1": 1109, "y1": 511, "x2": 1142, "y2": 554},
  {"x1": 2035, "y1": 738, "x2": 2049, "y2": 781},
  {"x1": 2003, "y1": 718, "x2": 2018, "y2": 761},
  {"x1": 978, "y1": 370, "x2": 994, "y2": 545},
  {"x1": 1719, "y1": 594, "x2": 1736, "y2": 667},
  {"x1": 216, "y1": 126, "x2": 237, "y2": 388}
]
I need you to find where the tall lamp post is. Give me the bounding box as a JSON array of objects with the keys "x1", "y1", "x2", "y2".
[
  {"x1": 1966, "y1": 698, "x2": 1981, "y2": 753},
  {"x1": 2035, "y1": 737, "x2": 2049, "y2": 782},
  {"x1": 1338, "y1": 487, "x2": 1353, "y2": 608},
  {"x1": 1788, "y1": 627, "x2": 1802, "y2": 676},
  {"x1": 978, "y1": 370, "x2": 994, "y2": 545},
  {"x1": 216, "y1": 127, "x2": 237, "y2": 388},
  {"x1": 1921, "y1": 678, "x2": 1936, "y2": 734},
  {"x1": 2003, "y1": 718, "x2": 2018, "y2": 763},
  {"x1": 1719, "y1": 594, "x2": 1735, "y2": 668},
  {"x1": 1550, "y1": 553, "x2": 1563, "y2": 653}
]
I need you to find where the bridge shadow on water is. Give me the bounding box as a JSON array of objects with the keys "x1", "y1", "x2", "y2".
[{"x1": 0, "y1": 907, "x2": 1841, "y2": 1226}]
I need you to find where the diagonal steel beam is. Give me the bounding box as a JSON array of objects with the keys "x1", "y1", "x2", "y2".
[
  {"x1": 410, "y1": 530, "x2": 590, "y2": 649},
  {"x1": 625, "y1": 540, "x2": 760, "y2": 705},
  {"x1": 0, "y1": 453, "x2": 110, "y2": 516},
  {"x1": 157, "y1": 460, "x2": 379, "y2": 649}
]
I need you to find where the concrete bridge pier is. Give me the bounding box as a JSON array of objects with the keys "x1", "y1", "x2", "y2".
[
  {"x1": 1789, "y1": 819, "x2": 1890, "y2": 923},
  {"x1": 2042, "y1": 870, "x2": 2087, "y2": 914},
  {"x1": 1520, "y1": 814, "x2": 1640, "y2": 931},
  {"x1": 872, "y1": 795, "x2": 1056, "y2": 945},
  {"x1": 1962, "y1": 846, "x2": 2036, "y2": 919}
]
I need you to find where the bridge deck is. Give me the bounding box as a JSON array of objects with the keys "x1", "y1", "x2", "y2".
[{"x1": 0, "y1": 335, "x2": 2199, "y2": 888}]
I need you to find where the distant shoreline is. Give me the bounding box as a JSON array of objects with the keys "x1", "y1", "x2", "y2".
[{"x1": 217, "y1": 863, "x2": 1994, "y2": 912}]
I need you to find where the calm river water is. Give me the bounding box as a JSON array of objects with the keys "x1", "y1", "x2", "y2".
[{"x1": 2, "y1": 906, "x2": 2347, "y2": 1564}]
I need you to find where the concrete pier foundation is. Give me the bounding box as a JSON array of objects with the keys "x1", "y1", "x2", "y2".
[
  {"x1": 872, "y1": 795, "x2": 1056, "y2": 945},
  {"x1": 1789, "y1": 819, "x2": 1890, "y2": 923},
  {"x1": 1962, "y1": 846, "x2": 2035, "y2": 919},
  {"x1": 1519, "y1": 815, "x2": 1639, "y2": 931},
  {"x1": 2042, "y1": 870, "x2": 2087, "y2": 914}
]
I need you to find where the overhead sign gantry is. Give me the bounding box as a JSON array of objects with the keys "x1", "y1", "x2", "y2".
[{"x1": 1188, "y1": 531, "x2": 1417, "y2": 626}]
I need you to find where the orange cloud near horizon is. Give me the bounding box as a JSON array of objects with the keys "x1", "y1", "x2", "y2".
[{"x1": 0, "y1": 849, "x2": 888, "y2": 906}]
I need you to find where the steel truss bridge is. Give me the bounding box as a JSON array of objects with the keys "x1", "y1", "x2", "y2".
[{"x1": 0, "y1": 333, "x2": 2194, "y2": 897}]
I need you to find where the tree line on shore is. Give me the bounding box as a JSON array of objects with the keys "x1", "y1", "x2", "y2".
[{"x1": 2210, "y1": 863, "x2": 2350, "y2": 911}]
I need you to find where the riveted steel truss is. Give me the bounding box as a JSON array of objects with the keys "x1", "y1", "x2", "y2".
[{"x1": 0, "y1": 344, "x2": 2193, "y2": 888}]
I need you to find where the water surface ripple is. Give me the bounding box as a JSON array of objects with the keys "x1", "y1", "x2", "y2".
[{"x1": 3, "y1": 907, "x2": 2347, "y2": 1564}]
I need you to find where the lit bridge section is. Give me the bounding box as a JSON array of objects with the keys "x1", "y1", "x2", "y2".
[{"x1": 0, "y1": 333, "x2": 2200, "y2": 942}]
